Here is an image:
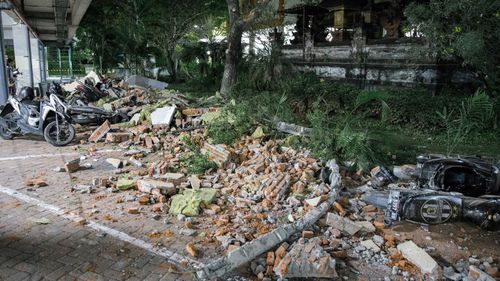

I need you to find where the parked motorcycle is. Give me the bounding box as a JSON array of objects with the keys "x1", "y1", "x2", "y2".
[
  {"x1": 47, "y1": 81, "x2": 128, "y2": 125},
  {"x1": 0, "y1": 87, "x2": 75, "y2": 146}
]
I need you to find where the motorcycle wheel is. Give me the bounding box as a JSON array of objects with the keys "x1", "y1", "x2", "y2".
[
  {"x1": 0, "y1": 113, "x2": 15, "y2": 140},
  {"x1": 0, "y1": 124, "x2": 13, "y2": 140},
  {"x1": 43, "y1": 120, "x2": 75, "y2": 146}
]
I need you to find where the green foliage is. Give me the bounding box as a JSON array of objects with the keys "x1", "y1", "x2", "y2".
[
  {"x1": 335, "y1": 125, "x2": 376, "y2": 171},
  {"x1": 405, "y1": 0, "x2": 500, "y2": 93},
  {"x1": 180, "y1": 152, "x2": 218, "y2": 174},
  {"x1": 437, "y1": 89, "x2": 494, "y2": 155}
]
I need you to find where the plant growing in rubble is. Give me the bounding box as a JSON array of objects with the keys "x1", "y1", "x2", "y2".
[
  {"x1": 180, "y1": 152, "x2": 218, "y2": 174},
  {"x1": 437, "y1": 89, "x2": 494, "y2": 155}
]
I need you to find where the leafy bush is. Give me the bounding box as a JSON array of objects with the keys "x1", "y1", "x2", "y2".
[
  {"x1": 437, "y1": 89, "x2": 494, "y2": 155},
  {"x1": 180, "y1": 152, "x2": 218, "y2": 174}
]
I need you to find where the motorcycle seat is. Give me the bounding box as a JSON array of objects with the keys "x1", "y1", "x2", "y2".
[
  {"x1": 69, "y1": 106, "x2": 109, "y2": 115},
  {"x1": 21, "y1": 100, "x2": 40, "y2": 109}
]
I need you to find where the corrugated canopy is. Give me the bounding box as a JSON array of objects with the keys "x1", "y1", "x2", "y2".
[{"x1": 2, "y1": 0, "x2": 92, "y2": 46}]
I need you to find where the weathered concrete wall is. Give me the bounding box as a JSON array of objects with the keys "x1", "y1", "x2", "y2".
[{"x1": 282, "y1": 43, "x2": 479, "y2": 91}]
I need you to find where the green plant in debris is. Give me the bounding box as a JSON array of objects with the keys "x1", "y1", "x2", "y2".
[
  {"x1": 437, "y1": 89, "x2": 494, "y2": 155},
  {"x1": 335, "y1": 125, "x2": 376, "y2": 171},
  {"x1": 180, "y1": 152, "x2": 218, "y2": 174}
]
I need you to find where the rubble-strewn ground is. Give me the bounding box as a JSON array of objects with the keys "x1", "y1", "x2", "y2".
[
  {"x1": 0, "y1": 82, "x2": 498, "y2": 281},
  {"x1": 1, "y1": 133, "x2": 499, "y2": 280}
]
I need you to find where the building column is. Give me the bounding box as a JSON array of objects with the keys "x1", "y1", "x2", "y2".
[
  {"x1": 30, "y1": 37, "x2": 41, "y2": 86},
  {"x1": 12, "y1": 23, "x2": 34, "y2": 88},
  {"x1": 0, "y1": 11, "x2": 8, "y2": 105}
]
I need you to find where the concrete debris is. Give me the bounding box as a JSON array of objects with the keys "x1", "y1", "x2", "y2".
[
  {"x1": 106, "y1": 132, "x2": 132, "y2": 143},
  {"x1": 125, "y1": 75, "x2": 168, "y2": 90},
  {"x1": 106, "y1": 158, "x2": 123, "y2": 169},
  {"x1": 42, "y1": 80, "x2": 499, "y2": 281},
  {"x1": 397, "y1": 241, "x2": 442, "y2": 280},
  {"x1": 325, "y1": 213, "x2": 362, "y2": 236},
  {"x1": 169, "y1": 189, "x2": 218, "y2": 216},
  {"x1": 151, "y1": 105, "x2": 176, "y2": 126},
  {"x1": 116, "y1": 178, "x2": 136, "y2": 190},
  {"x1": 64, "y1": 158, "x2": 81, "y2": 173},
  {"x1": 468, "y1": 265, "x2": 496, "y2": 281},
  {"x1": 274, "y1": 237, "x2": 337, "y2": 279},
  {"x1": 137, "y1": 179, "x2": 176, "y2": 196},
  {"x1": 72, "y1": 184, "x2": 94, "y2": 194},
  {"x1": 276, "y1": 122, "x2": 312, "y2": 136},
  {"x1": 88, "y1": 120, "x2": 111, "y2": 143},
  {"x1": 196, "y1": 167, "x2": 341, "y2": 279},
  {"x1": 201, "y1": 143, "x2": 231, "y2": 168},
  {"x1": 360, "y1": 239, "x2": 381, "y2": 252}
]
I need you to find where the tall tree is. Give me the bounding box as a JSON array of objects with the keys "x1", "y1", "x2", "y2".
[
  {"x1": 405, "y1": 0, "x2": 500, "y2": 93},
  {"x1": 220, "y1": 0, "x2": 271, "y2": 94}
]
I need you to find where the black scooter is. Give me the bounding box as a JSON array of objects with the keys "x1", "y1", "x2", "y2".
[{"x1": 47, "y1": 82, "x2": 128, "y2": 125}]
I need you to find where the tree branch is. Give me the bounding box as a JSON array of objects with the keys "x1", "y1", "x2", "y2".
[{"x1": 242, "y1": 0, "x2": 272, "y2": 27}]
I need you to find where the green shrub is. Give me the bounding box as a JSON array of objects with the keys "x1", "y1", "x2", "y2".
[{"x1": 180, "y1": 152, "x2": 218, "y2": 174}]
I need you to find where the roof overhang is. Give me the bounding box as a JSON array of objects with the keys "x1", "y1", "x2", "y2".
[{"x1": 1, "y1": 0, "x2": 92, "y2": 46}]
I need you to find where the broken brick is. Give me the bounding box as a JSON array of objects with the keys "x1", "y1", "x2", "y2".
[{"x1": 88, "y1": 120, "x2": 111, "y2": 143}]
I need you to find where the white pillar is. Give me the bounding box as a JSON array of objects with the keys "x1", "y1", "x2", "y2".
[
  {"x1": 0, "y1": 11, "x2": 8, "y2": 105},
  {"x1": 12, "y1": 23, "x2": 33, "y2": 88},
  {"x1": 30, "y1": 37, "x2": 41, "y2": 85}
]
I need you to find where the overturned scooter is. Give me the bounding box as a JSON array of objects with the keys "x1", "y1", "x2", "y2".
[
  {"x1": 0, "y1": 87, "x2": 75, "y2": 146},
  {"x1": 47, "y1": 82, "x2": 128, "y2": 125},
  {"x1": 363, "y1": 189, "x2": 500, "y2": 230}
]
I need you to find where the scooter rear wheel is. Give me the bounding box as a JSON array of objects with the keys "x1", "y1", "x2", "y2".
[
  {"x1": 0, "y1": 124, "x2": 13, "y2": 140},
  {"x1": 44, "y1": 120, "x2": 75, "y2": 146}
]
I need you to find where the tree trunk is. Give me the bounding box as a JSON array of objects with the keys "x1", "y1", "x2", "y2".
[
  {"x1": 166, "y1": 44, "x2": 178, "y2": 82},
  {"x1": 220, "y1": 0, "x2": 244, "y2": 95}
]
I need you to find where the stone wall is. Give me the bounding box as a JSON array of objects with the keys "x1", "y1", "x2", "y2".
[{"x1": 281, "y1": 42, "x2": 479, "y2": 92}]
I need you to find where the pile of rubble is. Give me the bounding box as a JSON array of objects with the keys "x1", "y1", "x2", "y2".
[{"x1": 44, "y1": 76, "x2": 500, "y2": 280}]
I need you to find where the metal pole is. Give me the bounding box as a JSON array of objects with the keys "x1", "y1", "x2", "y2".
[
  {"x1": 0, "y1": 11, "x2": 9, "y2": 105},
  {"x1": 68, "y1": 46, "x2": 73, "y2": 78},
  {"x1": 57, "y1": 47, "x2": 62, "y2": 79}
]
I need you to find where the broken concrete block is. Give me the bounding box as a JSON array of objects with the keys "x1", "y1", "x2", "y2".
[
  {"x1": 105, "y1": 132, "x2": 132, "y2": 143},
  {"x1": 169, "y1": 188, "x2": 218, "y2": 216},
  {"x1": 468, "y1": 265, "x2": 496, "y2": 281},
  {"x1": 151, "y1": 105, "x2": 176, "y2": 126},
  {"x1": 137, "y1": 179, "x2": 176, "y2": 196},
  {"x1": 72, "y1": 184, "x2": 93, "y2": 194},
  {"x1": 160, "y1": 173, "x2": 185, "y2": 185},
  {"x1": 92, "y1": 177, "x2": 108, "y2": 187},
  {"x1": 325, "y1": 213, "x2": 362, "y2": 236},
  {"x1": 397, "y1": 241, "x2": 441, "y2": 279},
  {"x1": 130, "y1": 113, "x2": 141, "y2": 126},
  {"x1": 189, "y1": 175, "x2": 201, "y2": 189},
  {"x1": 64, "y1": 158, "x2": 81, "y2": 173},
  {"x1": 251, "y1": 127, "x2": 264, "y2": 139},
  {"x1": 274, "y1": 237, "x2": 337, "y2": 279},
  {"x1": 125, "y1": 74, "x2": 168, "y2": 90},
  {"x1": 106, "y1": 158, "x2": 123, "y2": 169},
  {"x1": 276, "y1": 122, "x2": 312, "y2": 136},
  {"x1": 360, "y1": 239, "x2": 380, "y2": 252},
  {"x1": 304, "y1": 196, "x2": 323, "y2": 207},
  {"x1": 117, "y1": 178, "x2": 136, "y2": 190},
  {"x1": 88, "y1": 120, "x2": 111, "y2": 143},
  {"x1": 355, "y1": 221, "x2": 376, "y2": 234}
]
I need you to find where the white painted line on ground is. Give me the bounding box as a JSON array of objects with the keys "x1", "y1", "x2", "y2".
[
  {"x1": 0, "y1": 185, "x2": 204, "y2": 269},
  {"x1": 0, "y1": 149, "x2": 119, "y2": 162}
]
